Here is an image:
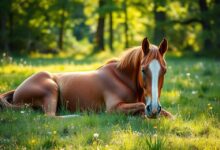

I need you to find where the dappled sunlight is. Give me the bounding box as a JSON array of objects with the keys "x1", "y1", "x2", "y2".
[
  {"x1": 159, "y1": 114, "x2": 220, "y2": 149},
  {"x1": 162, "y1": 90, "x2": 181, "y2": 104},
  {"x1": 94, "y1": 50, "x2": 121, "y2": 62},
  {"x1": 167, "y1": 50, "x2": 183, "y2": 57},
  {"x1": 0, "y1": 84, "x2": 10, "y2": 93},
  {"x1": 30, "y1": 52, "x2": 55, "y2": 59},
  {"x1": 177, "y1": 77, "x2": 195, "y2": 88},
  {"x1": 0, "y1": 64, "x2": 34, "y2": 75},
  {"x1": 192, "y1": 62, "x2": 205, "y2": 71},
  {"x1": 35, "y1": 63, "x2": 102, "y2": 72},
  {"x1": 110, "y1": 129, "x2": 141, "y2": 149},
  {"x1": 0, "y1": 63, "x2": 102, "y2": 75},
  {"x1": 166, "y1": 136, "x2": 220, "y2": 149}
]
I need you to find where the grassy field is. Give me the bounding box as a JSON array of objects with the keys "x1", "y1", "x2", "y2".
[{"x1": 0, "y1": 55, "x2": 220, "y2": 149}]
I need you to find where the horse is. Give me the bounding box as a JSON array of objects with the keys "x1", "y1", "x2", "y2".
[{"x1": 0, "y1": 37, "x2": 173, "y2": 119}]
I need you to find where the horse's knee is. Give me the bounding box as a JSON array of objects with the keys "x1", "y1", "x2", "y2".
[{"x1": 136, "y1": 102, "x2": 145, "y2": 110}]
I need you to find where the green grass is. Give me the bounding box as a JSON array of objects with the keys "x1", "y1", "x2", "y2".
[{"x1": 0, "y1": 55, "x2": 220, "y2": 149}]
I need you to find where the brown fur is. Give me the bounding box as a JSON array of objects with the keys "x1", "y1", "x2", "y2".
[{"x1": 0, "y1": 38, "x2": 173, "y2": 118}]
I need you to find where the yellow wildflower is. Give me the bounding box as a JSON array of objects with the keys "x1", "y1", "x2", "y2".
[
  {"x1": 53, "y1": 131, "x2": 57, "y2": 135},
  {"x1": 30, "y1": 139, "x2": 36, "y2": 145}
]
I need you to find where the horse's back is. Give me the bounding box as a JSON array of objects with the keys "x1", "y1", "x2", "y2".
[{"x1": 54, "y1": 71, "x2": 105, "y2": 112}]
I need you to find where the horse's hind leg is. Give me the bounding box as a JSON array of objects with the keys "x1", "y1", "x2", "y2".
[{"x1": 13, "y1": 71, "x2": 58, "y2": 116}]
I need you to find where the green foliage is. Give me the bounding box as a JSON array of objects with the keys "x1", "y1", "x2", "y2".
[{"x1": 0, "y1": 0, "x2": 219, "y2": 56}]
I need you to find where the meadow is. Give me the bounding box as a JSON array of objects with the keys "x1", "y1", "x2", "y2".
[{"x1": 0, "y1": 53, "x2": 220, "y2": 149}]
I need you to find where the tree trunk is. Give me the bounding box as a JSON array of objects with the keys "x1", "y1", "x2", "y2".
[
  {"x1": 58, "y1": 0, "x2": 66, "y2": 50},
  {"x1": 94, "y1": 0, "x2": 105, "y2": 53},
  {"x1": 214, "y1": 0, "x2": 220, "y2": 49},
  {"x1": 9, "y1": 10, "x2": 14, "y2": 52},
  {"x1": 58, "y1": 20, "x2": 64, "y2": 50},
  {"x1": 109, "y1": 10, "x2": 114, "y2": 51},
  {"x1": 0, "y1": 12, "x2": 9, "y2": 53},
  {"x1": 123, "y1": 0, "x2": 129, "y2": 48},
  {"x1": 153, "y1": 0, "x2": 166, "y2": 45},
  {"x1": 198, "y1": 0, "x2": 212, "y2": 51}
]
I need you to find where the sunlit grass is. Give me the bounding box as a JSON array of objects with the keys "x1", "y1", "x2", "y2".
[{"x1": 0, "y1": 56, "x2": 220, "y2": 149}]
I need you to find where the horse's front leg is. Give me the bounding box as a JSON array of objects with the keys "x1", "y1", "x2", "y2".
[
  {"x1": 160, "y1": 108, "x2": 174, "y2": 119},
  {"x1": 108, "y1": 102, "x2": 146, "y2": 115}
]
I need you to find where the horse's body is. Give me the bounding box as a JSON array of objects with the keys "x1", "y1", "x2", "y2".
[{"x1": 0, "y1": 38, "x2": 173, "y2": 118}]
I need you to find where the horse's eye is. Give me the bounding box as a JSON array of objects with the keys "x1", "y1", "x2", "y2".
[
  {"x1": 162, "y1": 68, "x2": 167, "y2": 74},
  {"x1": 142, "y1": 69, "x2": 146, "y2": 75}
]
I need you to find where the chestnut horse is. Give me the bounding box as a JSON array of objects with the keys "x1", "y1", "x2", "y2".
[{"x1": 0, "y1": 38, "x2": 173, "y2": 119}]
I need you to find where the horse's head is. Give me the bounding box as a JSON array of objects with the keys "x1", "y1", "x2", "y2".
[{"x1": 140, "y1": 37, "x2": 168, "y2": 118}]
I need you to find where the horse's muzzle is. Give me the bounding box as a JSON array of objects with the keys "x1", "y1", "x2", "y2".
[{"x1": 145, "y1": 104, "x2": 161, "y2": 119}]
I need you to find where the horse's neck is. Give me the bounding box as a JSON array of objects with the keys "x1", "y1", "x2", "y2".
[
  {"x1": 127, "y1": 66, "x2": 144, "y2": 102},
  {"x1": 101, "y1": 60, "x2": 144, "y2": 102},
  {"x1": 116, "y1": 64, "x2": 143, "y2": 101},
  {"x1": 121, "y1": 67, "x2": 139, "y2": 86}
]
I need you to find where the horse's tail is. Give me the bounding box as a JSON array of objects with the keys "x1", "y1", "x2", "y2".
[{"x1": 0, "y1": 90, "x2": 15, "y2": 109}]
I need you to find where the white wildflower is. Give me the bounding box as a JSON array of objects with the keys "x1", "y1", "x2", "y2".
[
  {"x1": 93, "y1": 133, "x2": 99, "y2": 138},
  {"x1": 186, "y1": 73, "x2": 190, "y2": 77},
  {"x1": 192, "y1": 91, "x2": 197, "y2": 95}
]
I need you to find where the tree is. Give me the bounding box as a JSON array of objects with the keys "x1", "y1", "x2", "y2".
[
  {"x1": 123, "y1": 0, "x2": 129, "y2": 48},
  {"x1": 109, "y1": 0, "x2": 114, "y2": 51},
  {"x1": 0, "y1": 0, "x2": 12, "y2": 54},
  {"x1": 213, "y1": 0, "x2": 220, "y2": 51},
  {"x1": 153, "y1": 0, "x2": 166, "y2": 45},
  {"x1": 198, "y1": 0, "x2": 212, "y2": 51},
  {"x1": 58, "y1": 0, "x2": 67, "y2": 50},
  {"x1": 168, "y1": 0, "x2": 219, "y2": 53},
  {"x1": 0, "y1": 0, "x2": 219, "y2": 56},
  {"x1": 94, "y1": 0, "x2": 106, "y2": 53}
]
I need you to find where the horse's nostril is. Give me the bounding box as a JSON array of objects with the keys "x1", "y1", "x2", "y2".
[
  {"x1": 158, "y1": 105, "x2": 162, "y2": 114},
  {"x1": 146, "y1": 105, "x2": 151, "y2": 112}
]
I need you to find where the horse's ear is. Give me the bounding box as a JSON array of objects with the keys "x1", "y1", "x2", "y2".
[
  {"x1": 142, "y1": 37, "x2": 150, "y2": 56},
  {"x1": 159, "y1": 38, "x2": 168, "y2": 56}
]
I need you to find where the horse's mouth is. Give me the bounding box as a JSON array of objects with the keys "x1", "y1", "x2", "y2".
[
  {"x1": 146, "y1": 114, "x2": 158, "y2": 119},
  {"x1": 146, "y1": 111, "x2": 160, "y2": 119}
]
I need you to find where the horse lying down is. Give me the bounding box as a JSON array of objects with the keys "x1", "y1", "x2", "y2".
[{"x1": 0, "y1": 37, "x2": 173, "y2": 119}]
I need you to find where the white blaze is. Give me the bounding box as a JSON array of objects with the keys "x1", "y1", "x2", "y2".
[{"x1": 149, "y1": 59, "x2": 160, "y2": 110}]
